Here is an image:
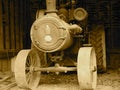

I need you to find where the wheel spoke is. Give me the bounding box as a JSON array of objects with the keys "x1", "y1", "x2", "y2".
[
  {"x1": 32, "y1": 57, "x2": 37, "y2": 66},
  {"x1": 26, "y1": 72, "x2": 31, "y2": 83},
  {"x1": 31, "y1": 58, "x2": 35, "y2": 65},
  {"x1": 33, "y1": 58, "x2": 37, "y2": 66},
  {"x1": 25, "y1": 67, "x2": 30, "y2": 71},
  {"x1": 29, "y1": 54, "x2": 36, "y2": 66},
  {"x1": 29, "y1": 55, "x2": 33, "y2": 65},
  {"x1": 26, "y1": 56, "x2": 31, "y2": 66}
]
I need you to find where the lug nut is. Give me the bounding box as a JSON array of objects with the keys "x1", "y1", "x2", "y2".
[
  {"x1": 55, "y1": 72, "x2": 59, "y2": 75},
  {"x1": 92, "y1": 66, "x2": 97, "y2": 72},
  {"x1": 65, "y1": 71, "x2": 67, "y2": 73},
  {"x1": 34, "y1": 25, "x2": 38, "y2": 30},
  {"x1": 47, "y1": 71, "x2": 50, "y2": 73}
]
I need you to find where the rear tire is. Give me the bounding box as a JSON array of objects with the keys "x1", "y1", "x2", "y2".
[{"x1": 89, "y1": 25, "x2": 106, "y2": 72}]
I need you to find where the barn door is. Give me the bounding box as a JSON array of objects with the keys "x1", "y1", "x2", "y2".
[{"x1": 106, "y1": 1, "x2": 120, "y2": 68}]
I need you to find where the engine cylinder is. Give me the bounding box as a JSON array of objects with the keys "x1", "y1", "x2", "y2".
[{"x1": 30, "y1": 14, "x2": 73, "y2": 52}]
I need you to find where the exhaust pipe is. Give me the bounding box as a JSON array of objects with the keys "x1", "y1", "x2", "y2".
[{"x1": 46, "y1": 0, "x2": 57, "y2": 13}]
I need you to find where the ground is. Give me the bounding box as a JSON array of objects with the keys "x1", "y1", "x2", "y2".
[{"x1": 0, "y1": 69, "x2": 120, "y2": 90}]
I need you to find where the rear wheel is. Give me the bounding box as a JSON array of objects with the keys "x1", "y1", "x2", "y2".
[
  {"x1": 89, "y1": 25, "x2": 106, "y2": 72},
  {"x1": 77, "y1": 47, "x2": 97, "y2": 90}
]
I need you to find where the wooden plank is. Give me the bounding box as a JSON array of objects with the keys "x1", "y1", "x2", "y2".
[
  {"x1": 10, "y1": 0, "x2": 15, "y2": 49},
  {"x1": 17, "y1": 0, "x2": 21, "y2": 49},
  {"x1": 4, "y1": 0, "x2": 10, "y2": 49},
  {"x1": 23, "y1": 0, "x2": 28, "y2": 48},
  {"x1": 8, "y1": 58, "x2": 11, "y2": 71},
  {"x1": 6, "y1": 52, "x2": 11, "y2": 71},
  {"x1": 0, "y1": 0, "x2": 4, "y2": 49},
  {"x1": 1, "y1": 82, "x2": 17, "y2": 90},
  {"x1": 19, "y1": 0, "x2": 23, "y2": 49},
  {"x1": 1, "y1": 59, "x2": 8, "y2": 71},
  {"x1": 14, "y1": 0, "x2": 20, "y2": 49},
  {"x1": 0, "y1": 74, "x2": 13, "y2": 84},
  {"x1": 0, "y1": 61, "x2": 1, "y2": 71}
]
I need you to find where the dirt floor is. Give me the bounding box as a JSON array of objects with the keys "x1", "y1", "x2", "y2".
[{"x1": 0, "y1": 69, "x2": 120, "y2": 90}]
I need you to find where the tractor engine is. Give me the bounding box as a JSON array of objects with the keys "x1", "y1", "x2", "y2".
[{"x1": 30, "y1": 0, "x2": 83, "y2": 52}]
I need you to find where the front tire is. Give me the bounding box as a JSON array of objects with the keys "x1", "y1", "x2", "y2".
[
  {"x1": 77, "y1": 47, "x2": 97, "y2": 90},
  {"x1": 14, "y1": 49, "x2": 41, "y2": 89}
]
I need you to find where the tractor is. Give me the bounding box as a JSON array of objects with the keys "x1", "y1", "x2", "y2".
[{"x1": 14, "y1": 0, "x2": 106, "y2": 90}]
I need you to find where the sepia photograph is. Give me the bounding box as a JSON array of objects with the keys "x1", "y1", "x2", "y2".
[{"x1": 0, "y1": 0, "x2": 120, "y2": 90}]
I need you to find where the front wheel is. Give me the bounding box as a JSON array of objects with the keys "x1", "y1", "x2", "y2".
[
  {"x1": 77, "y1": 47, "x2": 97, "y2": 90},
  {"x1": 14, "y1": 49, "x2": 41, "y2": 89}
]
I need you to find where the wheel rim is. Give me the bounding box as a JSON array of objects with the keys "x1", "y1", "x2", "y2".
[
  {"x1": 90, "y1": 47, "x2": 97, "y2": 89},
  {"x1": 77, "y1": 47, "x2": 97, "y2": 90},
  {"x1": 14, "y1": 49, "x2": 40, "y2": 89}
]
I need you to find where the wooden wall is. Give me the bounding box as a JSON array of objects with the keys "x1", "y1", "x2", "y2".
[
  {"x1": 0, "y1": 0, "x2": 31, "y2": 71},
  {"x1": 106, "y1": 1, "x2": 120, "y2": 68}
]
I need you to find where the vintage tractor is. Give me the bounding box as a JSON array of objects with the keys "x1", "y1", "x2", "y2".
[{"x1": 14, "y1": 0, "x2": 98, "y2": 90}]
